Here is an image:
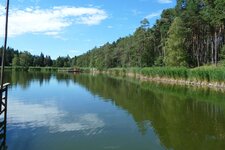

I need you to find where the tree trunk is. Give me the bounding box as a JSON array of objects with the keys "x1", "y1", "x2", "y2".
[
  {"x1": 192, "y1": 36, "x2": 195, "y2": 66},
  {"x1": 197, "y1": 35, "x2": 200, "y2": 67},
  {"x1": 206, "y1": 36, "x2": 209, "y2": 64},
  {"x1": 211, "y1": 35, "x2": 214, "y2": 64},
  {"x1": 214, "y1": 31, "x2": 217, "y2": 66},
  {"x1": 221, "y1": 26, "x2": 224, "y2": 46}
]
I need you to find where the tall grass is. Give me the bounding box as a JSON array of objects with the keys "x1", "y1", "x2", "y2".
[
  {"x1": 5, "y1": 66, "x2": 29, "y2": 71},
  {"x1": 5, "y1": 66, "x2": 58, "y2": 72},
  {"x1": 141, "y1": 67, "x2": 188, "y2": 79},
  {"x1": 93, "y1": 66, "x2": 225, "y2": 83},
  {"x1": 189, "y1": 67, "x2": 225, "y2": 82},
  {"x1": 29, "y1": 67, "x2": 58, "y2": 72},
  {"x1": 141, "y1": 66, "x2": 225, "y2": 82}
]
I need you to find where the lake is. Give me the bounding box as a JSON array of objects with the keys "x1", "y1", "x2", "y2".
[{"x1": 3, "y1": 71, "x2": 225, "y2": 150}]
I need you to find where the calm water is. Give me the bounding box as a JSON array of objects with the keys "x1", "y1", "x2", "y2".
[{"x1": 3, "y1": 71, "x2": 225, "y2": 150}]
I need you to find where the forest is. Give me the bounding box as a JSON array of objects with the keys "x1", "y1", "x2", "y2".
[
  {"x1": 75, "y1": 0, "x2": 225, "y2": 68},
  {"x1": 0, "y1": 47, "x2": 73, "y2": 67},
  {"x1": 1, "y1": 0, "x2": 225, "y2": 69}
]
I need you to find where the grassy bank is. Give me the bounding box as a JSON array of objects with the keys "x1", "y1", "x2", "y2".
[
  {"x1": 140, "y1": 67, "x2": 225, "y2": 82},
  {"x1": 5, "y1": 66, "x2": 58, "y2": 72},
  {"x1": 5, "y1": 66, "x2": 82, "y2": 72},
  {"x1": 79, "y1": 66, "x2": 225, "y2": 88}
]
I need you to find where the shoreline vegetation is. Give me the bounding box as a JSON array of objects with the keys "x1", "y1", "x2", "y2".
[
  {"x1": 87, "y1": 67, "x2": 225, "y2": 90},
  {"x1": 5, "y1": 66, "x2": 225, "y2": 90},
  {"x1": 1, "y1": 1, "x2": 225, "y2": 92}
]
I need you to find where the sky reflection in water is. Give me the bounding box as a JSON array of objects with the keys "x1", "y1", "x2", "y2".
[{"x1": 8, "y1": 100, "x2": 105, "y2": 134}]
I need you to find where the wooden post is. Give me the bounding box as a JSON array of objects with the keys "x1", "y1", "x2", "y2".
[
  {"x1": 0, "y1": 0, "x2": 10, "y2": 89},
  {"x1": 3, "y1": 84, "x2": 8, "y2": 146},
  {"x1": 0, "y1": 1, "x2": 10, "y2": 147},
  {"x1": 0, "y1": 0, "x2": 9, "y2": 114}
]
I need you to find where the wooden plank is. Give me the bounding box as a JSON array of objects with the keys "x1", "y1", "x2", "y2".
[
  {"x1": 0, "y1": 109, "x2": 5, "y2": 115},
  {"x1": 3, "y1": 83, "x2": 10, "y2": 87},
  {"x1": 0, "y1": 83, "x2": 10, "y2": 92},
  {"x1": 1, "y1": 102, "x2": 5, "y2": 108}
]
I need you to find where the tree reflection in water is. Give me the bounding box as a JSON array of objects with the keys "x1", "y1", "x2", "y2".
[{"x1": 4, "y1": 71, "x2": 225, "y2": 150}]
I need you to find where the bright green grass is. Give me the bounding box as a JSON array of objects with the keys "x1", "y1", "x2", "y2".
[{"x1": 80, "y1": 66, "x2": 225, "y2": 83}]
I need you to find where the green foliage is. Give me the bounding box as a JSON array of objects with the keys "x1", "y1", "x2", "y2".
[
  {"x1": 1, "y1": 47, "x2": 72, "y2": 68},
  {"x1": 0, "y1": 47, "x2": 19, "y2": 66},
  {"x1": 154, "y1": 56, "x2": 164, "y2": 67},
  {"x1": 91, "y1": 66, "x2": 225, "y2": 83},
  {"x1": 73, "y1": 0, "x2": 224, "y2": 69},
  {"x1": 189, "y1": 66, "x2": 225, "y2": 82},
  {"x1": 12, "y1": 54, "x2": 20, "y2": 66},
  {"x1": 29, "y1": 67, "x2": 58, "y2": 72},
  {"x1": 1, "y1": 0, "x2": 225, "y2": 70},
  {"x1": 140, "y1": 66, "x2": 225, "y2": 82},
  {"x1": 164, "y1": 17, "x2": 187, "y2": 67},
  {"x1": 141, "y1": 67, "x2": 188, "y2": 79},
  {"x1": 19, "y1": 51, "x2": 33, "y2": 67},
  {"x1": 141, "y1": 66, "x2": 225, "y2": 82},
  {"x1": 140, "y1": 18, "x2": 150, "y2": 28},
  {"x1": 220, "y1": 45, "x2": 225, "y2": 59}
]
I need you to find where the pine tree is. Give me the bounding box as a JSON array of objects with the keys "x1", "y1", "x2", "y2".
[{"x1": 164, "y1": 17, "x2": 187, "y2": 66}]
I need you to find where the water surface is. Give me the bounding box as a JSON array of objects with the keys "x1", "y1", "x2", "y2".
[{"x1": 4, "y1": 71, "x2": 225, "y2": 150}]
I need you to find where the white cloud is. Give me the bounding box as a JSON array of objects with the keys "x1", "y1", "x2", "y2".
[
  {"x1": 0, "y1": 5, "x2": 108, "y2": 37},
  {"x1": 45, "y1": 31, "x2": 59, "y2": 36},
  {"x1": 145, "y1": 10, "x2": 162, "y2": 19},
  {"x1": 158, "y1": 0, "x2": 173, "y2": 4}
]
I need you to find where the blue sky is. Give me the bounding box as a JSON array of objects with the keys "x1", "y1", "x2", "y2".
[{"x1": 0, "y1": 0, "x2": 175, "y2": 59}]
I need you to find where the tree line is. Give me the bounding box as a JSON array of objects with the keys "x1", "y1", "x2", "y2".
[
  {"x1": 75, "y1": 0, "x2": 225, "y2": 68},
  {"x1": 1, "y1": 0, "x2": 224, "y2": 69},
  {"x1": 0, "y1": 47, "x2": 73, "y2": 67}
]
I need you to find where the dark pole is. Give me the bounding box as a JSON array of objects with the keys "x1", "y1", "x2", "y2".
[{"x1": 0, "y1": 0, "x2": 9, "y2": 89}]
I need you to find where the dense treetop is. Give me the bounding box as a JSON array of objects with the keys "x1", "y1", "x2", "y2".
[
  {"x1": 0, "y1": 47, "x2": 72, "y2": 67},
  {"x1": 75, "y1": 0, "x2": 225, "y2": 68}
]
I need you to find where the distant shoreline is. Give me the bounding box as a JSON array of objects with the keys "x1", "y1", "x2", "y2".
[{"x1": 5, "y1": 66, "x2": 225, "y2": 90}]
